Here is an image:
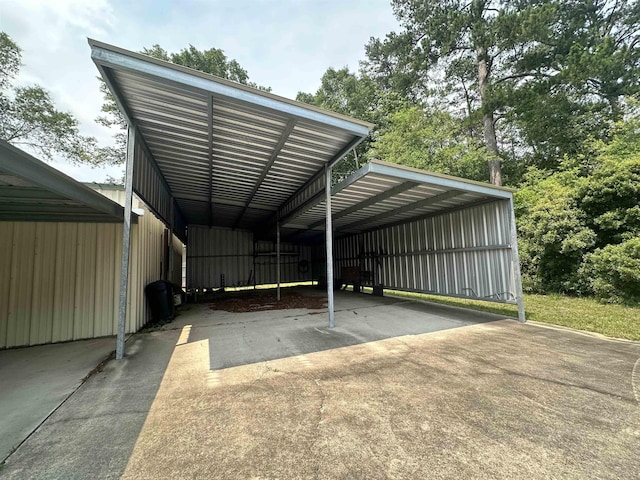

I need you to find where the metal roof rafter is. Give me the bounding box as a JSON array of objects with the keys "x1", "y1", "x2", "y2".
[
  {"x1": 338, "y1": 189, "x2": 463, "y2": 232},
  {"x1": 208, "y1": 94, "x2": 214, "y2": 226},
  {"x1": 233, "y1": 118, "x2": 296, "y2": 229},
  {"x1": 307, "y1": 181, "x2": 419, "y2": 229}
]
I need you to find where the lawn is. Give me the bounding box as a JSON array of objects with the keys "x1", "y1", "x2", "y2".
[{"x1": 382, "y1": 290, "x2": 640, "y2": 341}]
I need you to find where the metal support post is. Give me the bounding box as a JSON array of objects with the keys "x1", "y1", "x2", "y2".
[
  {"x1": 116, "y1": 126, "x2": 135, "y2": 359},
  {"x1": 508, "y1": 196, "x2": 526, "y2": 322},
  {"x1": 276, "y1": 220, "x2": 281, "y2": 301},
  {"x1": 168, "y1": 198, "x2": 174, "y2": 283},
  {"x1": 325, "y1": 165, "x2": 335, "y2": 328}
]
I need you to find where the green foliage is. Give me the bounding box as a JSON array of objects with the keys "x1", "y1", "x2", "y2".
[
  {"x1": 362, "y1": 1, "x2": 640, "y2": 183},
  {"x1": 515, "y1": 167, "x2": 596, "y2": 293},
  {"x1": 515, "y1": 107, "x2": 640, "y2": 298},
  {"x1": 369, "y1": 106, "x2": 489, "y2": 181},
  {"x1": 363, "y1": 0, "x2": 573, "y2": 184},
  {"x1": 0, "y1": 32, "x2": 102, "y2": 164},
  {"x1": 296, "y1": 67, "x2": 407, "y2": 182},
  {"x1": 501, "y1": 0, "x2": 640, "y2": 167},
  {"x1": 0, "y1": 32, "x2": 20, "y2": 90},
  {"x1": 579, "y1": 157, "x2": 640, "y2": 247},
  {"x1": 580, "y1": 238, "x2": 640, "y2": 304}
]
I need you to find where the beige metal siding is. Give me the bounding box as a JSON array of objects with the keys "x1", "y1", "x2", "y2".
[{"x1": 0, "y1": 188, "x2": 184, "y2": 349}]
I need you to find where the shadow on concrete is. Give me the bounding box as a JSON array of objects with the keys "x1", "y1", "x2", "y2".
[
  {"x1": 1, "y1": 288, "x2": 510, "y2": 479},
  {"x1": 1, "y1": 331, "x2": 178, "y2": 479},
  {"x1": 181, "y1": 288, "x2": 511, "y2": 372}
]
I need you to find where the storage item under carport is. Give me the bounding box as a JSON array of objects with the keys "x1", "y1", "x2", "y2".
[{"x1": 145, "y1": 280, "x2": 175, "y2": 324}]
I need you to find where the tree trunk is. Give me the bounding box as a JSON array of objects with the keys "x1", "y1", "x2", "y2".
[
  {"x1": 608, "y1": 95, "x2": 621, "y2": 123},
  {"x1": 476, "y1": 47, "x2": 502, "y2": 186}
]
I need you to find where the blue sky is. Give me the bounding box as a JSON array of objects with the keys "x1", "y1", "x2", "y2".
[{"x1": 0, "y1": 0, "x2": 399, "y2": 181}]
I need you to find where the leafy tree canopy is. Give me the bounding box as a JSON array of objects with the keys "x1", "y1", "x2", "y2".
[
  {"x1": 363, "y1": 0, "x2": 640, "y2": 184},
  {"x1": 0, "y1": 32, "x2": 104, "y2": 165},
  {"x1": 515, "y1": 101, "x2": 640, "y2": 300},
  {"x1": 368, "y1": 106, "x2": 489, "y2": 181},
  {"x1": 296, "y1": 66, "x2": 408, "y2": 181}
]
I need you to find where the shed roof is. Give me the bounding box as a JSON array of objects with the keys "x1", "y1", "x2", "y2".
[
  {"x1": 282, "y1": 160, "x2": 514, "y2": 241},
  {"x1": 0, "y1": 141, "x2": 127, "y2": 223},
  {"x1": 89, "y1": 39, "x2": 373, "y2": 233}
]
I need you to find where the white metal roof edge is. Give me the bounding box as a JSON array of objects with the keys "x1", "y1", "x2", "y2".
[
  {"x1": 333, "y1": 161, "x2": 514, "y2": 199},
  {"x1": 0, "y1": 140, "x2": 126, "y2": 221},
  {"x1": 89, "y1": 39, "x2": 373, "y2": 138}
]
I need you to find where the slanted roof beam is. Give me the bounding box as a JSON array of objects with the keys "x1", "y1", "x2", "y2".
[
  {"x1": 306, "y1": 181, "x2": 419, "y2": 229},
  {"x1": 338, "y1": 189, "x2": 463, "y2": 232},
  {"x1": 94, "y1": 65, "x2": 178, "y2": 224},
  {"x1": 208, "y1": 94, "x2": 214, "y2": 226},
  {"x1": 233, "y1": 118, "x2": 296, "y2": 229}
]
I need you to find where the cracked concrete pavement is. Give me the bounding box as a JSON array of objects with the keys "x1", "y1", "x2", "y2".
[{"x1": 2, "y1": 290, "x2": 639, "y2": 479}]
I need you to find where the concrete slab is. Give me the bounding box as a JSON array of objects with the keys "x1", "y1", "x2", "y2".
[
  {"x1": 3, "y1": 293, "x2": 639, "y2": 479},
  {"x1": 0, "y1": 337, "x2": 116, "y2": 462}
]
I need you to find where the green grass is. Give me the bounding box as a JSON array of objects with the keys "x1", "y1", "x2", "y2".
[{"x1": 381, "y1": 289, "x2": 640, "y2": 341}]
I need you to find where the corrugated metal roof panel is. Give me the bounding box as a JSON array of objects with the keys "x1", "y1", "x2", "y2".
[
  {"x1": 91, "y1": 40, "x2": 372, "y2": 232},
  {"x1": 282, "y1": 160, "x2": 512, "y2": 239},
  {"x1": 0, "y1": 141, "x2": 126, "y2": 223}
]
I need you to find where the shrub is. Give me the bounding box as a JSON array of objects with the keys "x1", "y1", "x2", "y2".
[{"x1": 580, "y1": 238, "x2": 640, "y2": 304}]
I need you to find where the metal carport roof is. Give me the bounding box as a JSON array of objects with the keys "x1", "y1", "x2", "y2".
[
  {"x1": 89, "y1": 39, "x2": 373, "y2": 235},
  {"x1": 279, "y1": 159, "x2": 515, "y2": 241},
  {"x1": 0, "y1": 140, "x2": 126, "y2": 223}
]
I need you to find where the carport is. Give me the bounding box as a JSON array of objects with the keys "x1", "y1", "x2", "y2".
[{"x1": 89, "y1": 40, "x2": 525, "y2": 360}]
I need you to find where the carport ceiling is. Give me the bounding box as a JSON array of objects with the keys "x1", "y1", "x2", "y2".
[
  {"x1": 89, "y1": 40, "x2": 373, "y2": 231},
  {"x1": 281, "y1": 160, "x2": 514, "y2": 242},
  {"x1": 0, "y1": 140, "x2": 126, "y2": 223}
]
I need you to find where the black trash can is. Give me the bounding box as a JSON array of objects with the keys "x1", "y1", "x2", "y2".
[{"x1": 145, "y1": 280, "x2": 175, "y2": 324}]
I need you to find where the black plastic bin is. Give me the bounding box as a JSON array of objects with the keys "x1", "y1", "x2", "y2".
[{"x1": 145, "y1": 280, "x2": 175, "y2": 324}]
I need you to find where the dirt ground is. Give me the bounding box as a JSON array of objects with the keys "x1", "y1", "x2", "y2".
[{"x1": 208, "y1": 289, "x2": 327, "y2": 312}]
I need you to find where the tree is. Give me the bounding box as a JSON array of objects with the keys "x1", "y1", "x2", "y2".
[
  {"x1": 0, "y1": 32, "x2": 103, "y2": 164},
  {"x1": 97, "y1": 43, "x2": 270, "y2": 164},
  {"x1": 514, "y1": 166, "x2": 596, "y2": 293},
  {"x1": 500, "y1": 0, "x2": 640, "y2": 168},
  {"x1": 364, "y1": 1, "x2": 555, "y2": 185},
  {"x1": 364, "y1": 1, "x2": 640, "y2": 185},
  {"x1": 515, "y1": 103, "x2": 640, "y2": 296},
  {"x1": 368, "y1": 106, "x2": 489, "y2": 181},
  {"x1": 296, "y1": 66, "x2": 407, "y2": 181}
]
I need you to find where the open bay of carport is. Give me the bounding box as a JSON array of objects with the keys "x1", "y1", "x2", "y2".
[{"x1": 3, "y1": 290, "x2": 639, "y2": 479}]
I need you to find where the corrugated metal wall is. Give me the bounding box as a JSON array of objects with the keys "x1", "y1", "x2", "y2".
[
  {"x1": 132, "y1": 139, "x2": 174, "y2": 234},
  {"x1": 187, "y1": 226, "x2": 312, "y2": 289},
  {"x1": 187, "y1": 226, "x2": 253, "y2": 288},
  {"x1": 333, "y1": 200, "x2": 517, "y2": 303},
  {"x1": 0, "y1": 221, "x2": 122, "y2": 348},
  {"x1": 253, "y1": 240, "x2": 312, "y2": 286},
  {"x1": 0, "y1": 188, "x2": 184, "y2": 349}
]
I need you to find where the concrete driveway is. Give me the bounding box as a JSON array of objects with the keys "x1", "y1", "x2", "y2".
[
  {"x1": 2, "y1": 291, "x2": 639, "y2": 479},
  {"x1": 0, "y1": 337, "x2": 115, "y2": 463}
]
